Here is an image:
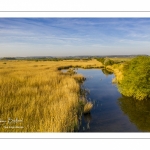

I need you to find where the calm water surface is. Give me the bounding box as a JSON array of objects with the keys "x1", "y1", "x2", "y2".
[
  {"x1": 62, "y1": 68, "x2": 150, "y2": 132},
  {"x1": 76, "y1": 69, "x2": 142, "y2": 132}
]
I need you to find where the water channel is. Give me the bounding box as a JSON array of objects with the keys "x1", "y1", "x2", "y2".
[{"x1": 63, "y1": 68, "x2": 150, "y2": 132}]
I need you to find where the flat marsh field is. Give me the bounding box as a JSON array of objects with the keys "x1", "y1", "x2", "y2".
[{"x1": 0, "y1": 59, "x2": 102, "y2": 132}]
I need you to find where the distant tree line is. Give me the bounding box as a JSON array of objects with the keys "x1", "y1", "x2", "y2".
[
  {"x1": 1, "y1": 57, "x2": 16, "y2": 60},
  {"x1": 0, "y1": 57, "x2": 92, "y2": 61}
]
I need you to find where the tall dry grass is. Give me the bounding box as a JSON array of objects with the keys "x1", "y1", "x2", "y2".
[
  {"x1": 0, "y1": 59, "x2": 102, "y2": 132},
  {"x1": 106, "y1": 64, "x2": 124, "y2": 83}
]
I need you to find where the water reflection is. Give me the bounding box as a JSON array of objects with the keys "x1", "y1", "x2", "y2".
[
  {"x1": 77, "y1": 69, "x2": 140, "y2": 132},
  {"x1": 118, "y1": 96, "x2": 150, "y2": 132},
  {"x1": 83, "y1": 113, "x2": 92, "y2": 130},
  {"x1": 102, "y1": 69, "x2": 113, "y2": 76}
]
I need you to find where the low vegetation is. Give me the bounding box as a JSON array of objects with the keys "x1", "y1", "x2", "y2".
[{"x1": 83, "y1": 102, "x2": 93, "y2": 114}]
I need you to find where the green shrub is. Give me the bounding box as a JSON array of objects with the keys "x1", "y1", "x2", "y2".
[
  {"x1": 96, "y1": 58, "x2": 105, "y2": 64},
  {"x1": 104, "y1": 58, "x2": 115, "y2": 66},
  {"x1": 118, "y1": 56, "x2": 150, "y2": 100}
]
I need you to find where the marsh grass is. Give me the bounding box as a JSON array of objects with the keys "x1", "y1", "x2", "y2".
[
  {"x1": 83, "y1": 102, "x2": 93, "y2": 114},
  {"x1": 0, "y1": 59, "x2": 102, "y2": 132},
  {"x1": 106, "y1": 64, "x2": 124, "y2": 83}
]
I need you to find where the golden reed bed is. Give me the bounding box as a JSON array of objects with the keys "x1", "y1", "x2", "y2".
[{"x1": 0, "y1": 59, "x2": 102, "y2": 132}]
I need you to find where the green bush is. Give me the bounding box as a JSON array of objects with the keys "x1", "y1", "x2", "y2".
[
  {"x1": 96, "y1": 58, "x2": 105, "y2": 64},
  {"x1": 118, "y1": 56, "x2": 150, "y2": 100},
  {"x1": 103, "y1": 58, "x2": 115, "y2": 66}
]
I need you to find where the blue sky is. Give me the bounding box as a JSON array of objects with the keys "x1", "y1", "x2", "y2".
[{"x1": 0, "y1": 18, "x2": 150, "y2": 57}]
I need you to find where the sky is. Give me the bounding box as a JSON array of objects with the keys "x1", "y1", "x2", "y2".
[{"x1": 0, "y1": 18, "x2": 150, "y2": 57}]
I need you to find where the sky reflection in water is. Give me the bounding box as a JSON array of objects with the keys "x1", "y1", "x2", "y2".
[{"x1": 76, "y1": 69, "x2": 143, "y2": 132}]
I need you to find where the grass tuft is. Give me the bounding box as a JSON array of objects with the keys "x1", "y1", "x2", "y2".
[{"x1": 83, "y1": 102, "x2": 93, "y2": 114}]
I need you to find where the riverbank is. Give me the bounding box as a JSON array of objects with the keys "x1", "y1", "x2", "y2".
[{"x1": 105, "y1": 56, "x2": 150, "y2": 100}]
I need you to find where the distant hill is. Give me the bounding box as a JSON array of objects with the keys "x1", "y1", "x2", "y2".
[{"x1": 0, "y1": 55, "x2": 148, "y2": 60}]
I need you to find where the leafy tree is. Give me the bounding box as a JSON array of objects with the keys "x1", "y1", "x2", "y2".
[
  {"x1": 103, "y1": 58, "x2": 115, "y2": 66},
  {"x1": 96, "y1": 58, "x2": 105, "y2": 64},
  {"x1": 97, "y1": 58, "x2": 115, "y2": 66}
]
